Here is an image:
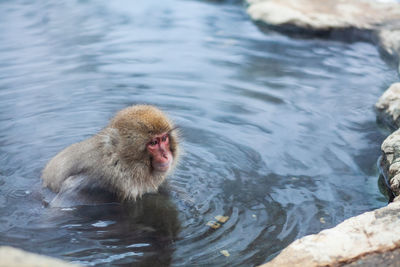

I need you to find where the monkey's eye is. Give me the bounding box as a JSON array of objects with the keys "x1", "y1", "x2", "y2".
[
  {"x1": 161, "y1": 135, "x2": 168, "y2": 142},
  {"x1": 149, "y1": 140, "x2": 158, "y2": 146}
]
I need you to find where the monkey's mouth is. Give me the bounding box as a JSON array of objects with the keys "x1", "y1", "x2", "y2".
[{"x1": 153, "y1": 162, "x2": 170, "y2": 172}]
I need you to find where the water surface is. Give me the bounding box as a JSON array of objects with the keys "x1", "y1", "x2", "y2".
[{"x1": 0, "y1": 0, "x2": 398, "y2": 266}]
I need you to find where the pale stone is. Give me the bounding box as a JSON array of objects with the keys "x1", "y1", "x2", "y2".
[
  {"x1": 0, "y1": 246, "x2": 80, "y2": 267},
  {"x1": 390, "y1": 174, "x2": 400, "y2": 191},
  {"x1": 381, "y1": 128, "x2": 400, "y2": 154},
  {"x1": 376, "y1": 83, "x2": 400, "y2": 129},
  {"x1": 246, "y1": 0, "x2": 400, "y2": 67},
  {"x1": 260, "y1": 201, "x2": 400, "y2": 266},
  {"x1": 378, "y1": 29, "x2": 400, "y2": 63},
  {"x1": 389, "y1": 161, "x2": 400, "y2": 176},
  {"x1": 247, "y1": 0, "x2": 400, "y2": 31},
  {"x1": 381, "y1": 129, "x2": 400, "y2": 196}
]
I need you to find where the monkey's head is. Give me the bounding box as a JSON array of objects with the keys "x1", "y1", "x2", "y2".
[{"x1": 110, "y1": 105, "x2": 180, "y2": 175}]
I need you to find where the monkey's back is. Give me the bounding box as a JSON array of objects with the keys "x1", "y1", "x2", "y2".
[{"x1": 41, "y1": 136, "x2": 102, "y2": 193}]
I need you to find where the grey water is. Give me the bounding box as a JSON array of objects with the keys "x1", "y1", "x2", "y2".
[{"x1": 0, "y1": 0, "x2": 398, "y2": 266}]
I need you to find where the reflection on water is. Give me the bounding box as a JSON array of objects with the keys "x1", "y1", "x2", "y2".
[{"x1": 0, "y1": 0, "x2": 398, "y2": 266}]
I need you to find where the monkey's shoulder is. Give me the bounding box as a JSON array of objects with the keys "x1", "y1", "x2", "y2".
[{"x1": 42, "y1": 136, "x2": 103, "y2": 191}]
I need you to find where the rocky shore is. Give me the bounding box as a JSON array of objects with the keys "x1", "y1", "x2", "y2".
[
  {"x1": 261, "y1": 201, "x2": 400, "y2": 266},
  {"x1": 247, "y1": 0, "x2": 400, "y2": 65},
  {"x1": 246, "y1": 0, "x2": 400, "y2": 266}
]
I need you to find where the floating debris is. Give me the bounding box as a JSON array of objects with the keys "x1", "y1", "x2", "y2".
[
  {"x1": 206, "y1": 221, "x2": 221, "y2": 229},
  {"x1": 252, "y1": 214, "x2": 257, "y2": 218},
  {"x1": 215, "y1": 215, "x2": 229, "y2": 223},
  {"x1": 320, "y1": 217, "x2": 326, "y2": 224},
  {"x1": 220, "y1": 250, "x2": 230, "y2": 257}
]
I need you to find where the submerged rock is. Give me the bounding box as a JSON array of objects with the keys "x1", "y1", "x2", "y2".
[{"x1": 260, "y1": 201, "x2": 400, "y2": 267}]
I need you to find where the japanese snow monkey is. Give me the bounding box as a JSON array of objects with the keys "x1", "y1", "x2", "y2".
[{"x1": 42, "y1": 105, "x2": 180, "y2": 205}]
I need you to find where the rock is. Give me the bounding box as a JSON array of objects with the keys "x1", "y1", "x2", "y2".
[
  {"x1": 0, "y1": 246, "x2": 80, "y2": 267},
  {"x1": 378, "y1": 28, "x2": 400, "y2": 65},
  {"x1": 246, "y1": 1, "x2": 400, "y2": 266},
  {"x1": 259, "y1": 201, "x2": 400, "y2": 267},
  {"x1": 376, "y1": 83, "x2": 400, "y2": 129},
  {"x1": 246, "y1": 0, "x2": 400, "y2": 64},
  {"x1": 247, "y1": 0, "x2": 400, "y2": 31},
  {"x1": 380, "y1": 129, "x2": 400, "y2": 196},
  {"x1": 343, "y1": 247, "x2": 400, "y2": 267}
]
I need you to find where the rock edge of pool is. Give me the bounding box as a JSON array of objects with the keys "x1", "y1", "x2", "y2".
[
  {"x1": 247, "y1": 0, "x2": 400, "y2": 266},
  {"x1": 3, "y1": 0, "x2": 400, "y2": 266}
]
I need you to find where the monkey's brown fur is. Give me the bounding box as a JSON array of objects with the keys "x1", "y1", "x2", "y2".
[{"x1": 42, "y1": 105, "x2": 180, "y2": 201}]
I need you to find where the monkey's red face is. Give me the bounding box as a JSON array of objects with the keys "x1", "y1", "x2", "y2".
[{"x1": 147, "y1": 133, "x2": 173, "y2": 172}]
